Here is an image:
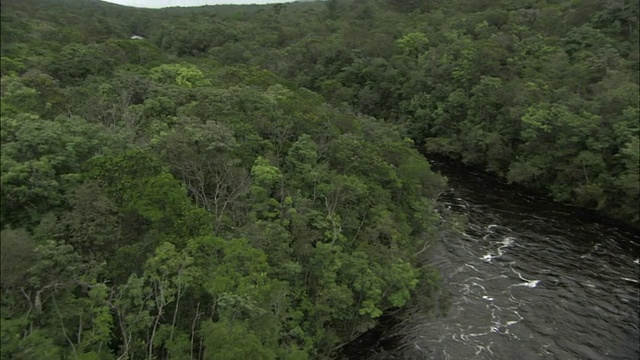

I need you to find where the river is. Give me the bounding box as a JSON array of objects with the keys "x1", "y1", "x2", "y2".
[{"x1": 342, "y1": 158, "x2": 640, "y2": 359}]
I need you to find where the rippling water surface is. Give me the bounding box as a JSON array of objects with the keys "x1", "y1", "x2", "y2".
[{"x1": 343, "y1": 159, "x2": 639, "y2": 360}]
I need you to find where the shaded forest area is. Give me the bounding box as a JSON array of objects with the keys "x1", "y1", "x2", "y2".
[{"x1": 1, "y1": 0, "x2": 638, "y2": 359}]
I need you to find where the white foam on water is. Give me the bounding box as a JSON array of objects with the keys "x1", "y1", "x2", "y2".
[
  {"x1": 500, "y1": 237, "x2": 515, "y2": 246},
  {"x1": 469, "y1": 332, "x2": 489, "y2": 338},
  {"x1": 474, "y1": 345, "x2": 484, "y2": 355},
  {"x1": 471, "y1": 282, "x2": 487, "y2": 292},
  {"x1": 481, "y1": 254, "x2": 495, "y2": 262},
  {"x1": 482, "y1": 236, "x2": 516, "y2": 262},
  {"x1": 515, "y1": 280, "x2": 540, "y2": 288},
  {"x1": 465, "y1": 264, "x2": 481, "y2": 272},
  {"x1": 509, "y1": 264, "x2": 540, "y2": 288},
  {"x1": 490, "y1": 325, "x2": 505, "y2": 333},
  {"x1": 473, "y1": 344, "x2": 491, "y2": 357},
  {"x1": 461, "y1": 331, "x2": 490, "y2": 344}
]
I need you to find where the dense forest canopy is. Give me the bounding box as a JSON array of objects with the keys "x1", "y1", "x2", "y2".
[{"x1": 0, "y1": 0, "x2": 638, "y2": 358}]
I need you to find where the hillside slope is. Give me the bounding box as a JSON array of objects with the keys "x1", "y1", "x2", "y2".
[
  {"x1": 1, "y1": 0, "x2": 448, "y2": 359},
  {"x1": 7, "y1": 0, "x2": 636, "y2": 225}
]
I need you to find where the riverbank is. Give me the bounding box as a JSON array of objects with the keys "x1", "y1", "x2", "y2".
[{"x1": 341, "y1": 155, "x2": 640, "y2": 359}]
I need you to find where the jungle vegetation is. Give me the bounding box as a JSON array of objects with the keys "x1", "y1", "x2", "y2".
[{"x1": 1, "y1": 0, "x2": 638, "y2": 358}]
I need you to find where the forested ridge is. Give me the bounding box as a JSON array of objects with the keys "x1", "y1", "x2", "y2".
[
  {"x1": 0, "y1": 0, "x2": 638, "y2": 359},
  {"x1": 1, "y1": 0, "x2": 450, "y2": 359}
]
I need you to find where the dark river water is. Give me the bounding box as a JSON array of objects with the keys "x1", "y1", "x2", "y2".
[{"x1": 342, "y1": 158, "x2": 640, "y2": 360}]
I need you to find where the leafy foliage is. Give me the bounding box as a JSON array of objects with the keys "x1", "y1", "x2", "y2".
[{"x1": 1, "y1": 0, "x2": 637, "y2": 358}]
